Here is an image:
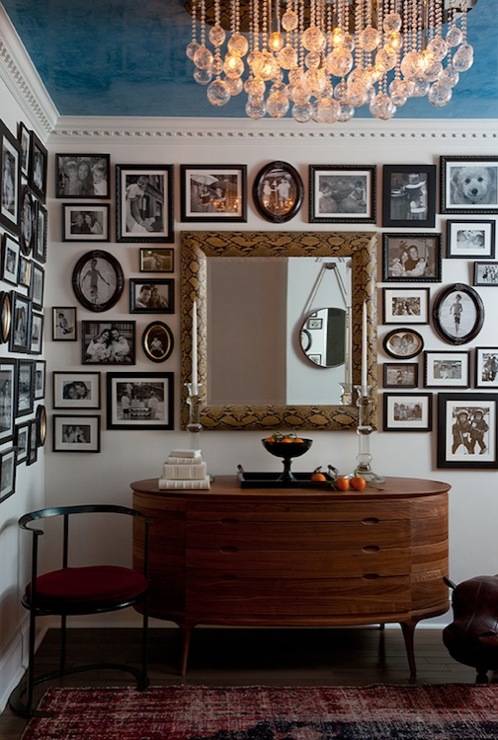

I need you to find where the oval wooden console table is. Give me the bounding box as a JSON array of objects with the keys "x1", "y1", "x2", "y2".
[{"x1": 131, "y1": 476, "x2": 450, "y2": 679}]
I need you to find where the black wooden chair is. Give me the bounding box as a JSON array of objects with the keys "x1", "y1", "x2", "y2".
[{"x1": 9, "y1": 504, "x2": 151, "y2": 717}]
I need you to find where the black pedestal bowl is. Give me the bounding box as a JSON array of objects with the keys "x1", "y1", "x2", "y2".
[{"x1": 261, "y1": 438, "x2": 313, "y2": 483}]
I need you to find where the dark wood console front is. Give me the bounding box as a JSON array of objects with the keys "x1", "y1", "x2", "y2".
[{"x1": 132, "y1": 476, "x2": 450, "y2": 679}]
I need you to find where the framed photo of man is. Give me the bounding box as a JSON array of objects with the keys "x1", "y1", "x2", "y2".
[
  {"x1": 129, "y1": 278, "x2": 174, "y2": 314},
  {"x1": 382, "y1": 165, "x2": 436, "y2": 228},
  {"x1": 181, "y1": 165, "x2": 247, "y2": 222},
  {"x1": 382, "y1": 234, "x2": 441, "y2": 283},
  {"x1": 107, "y1": 372, "x2": 174, "y2": 430},
  {"x1": 0, "y1": 119, "x2": 21, "y2": 235},
  {"x1": 28, "y1": 131, "x2": 48, "y2": 202},
  {"x1": 438, "y1": 393, "x2": 498, "y2": 469},
  {"x1": 116, "y1": 164, "x2": 174, "y2": 243},
  {"x1": 55, "y1": 154, "x2": 110, "y2": 199},
  {"x1": 72, "y1": 250, "x2": 124, "y2": 313},
  {"x1": 432, "y1": 283, "x2": 484, "y2": 346}
]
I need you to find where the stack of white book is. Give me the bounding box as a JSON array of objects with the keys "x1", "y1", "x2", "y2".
[{"x1": 158, "y1": 449, "x2": 210, "y2": 490}]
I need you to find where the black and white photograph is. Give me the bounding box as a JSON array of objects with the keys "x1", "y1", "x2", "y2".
[
  {"x1": 139, "y1": 248, "x2": 174, "y2": 273},
  {"x1": 432, "y1": 283, "x2": 484, "y2": 345},
  {"x1": 382, "y1": 362, "x2": 419, "y2": 389},
  {"x1": 30, "y1": 312, "x2": 44, "y2": 355},
  {"x1": 28, "y1": 131, "x2": 47, "y2": 202},
  {"x1": 1, "y1": 233, "x2": 20, "y2": 285},
  {"x1": 53, "y1": 371, "x2": 101, "y2": 410},
  {"x1": 142, "y1": 321, "x2": 174, "y2": 363},
  {"x1": 35, "y1": 360, "x2": 46, "y2": 400},
  {"x1": 33, "y1": 202, "x2": 47, "y2": 263},
  {"x1": 181, "y1": 165, "x2": 247, "y2": 222},
  {"x1": 17, "y1": 122, "x2": 30, "y2": 178},
  {"x1": 19, "y1": 187, "x2": 36, "y2": 256},
  {"x1": 253, "y1": 161, "x2": 304, "y2": 223},
  {"x1": 383, "y1": 165, "x2": 436, "y2": 228},
  {"x1": 53, "y1": 415, "x2": 101, "y2": 453},
  {"x1": 383, "y1": 393, "x2": 432, "y2": 432},
  {"x1": 474, "y1": 262, "x2": 498, "y2": 287},
  {"x1": 438, "y1": 393, "x2": 498, "y2": 468},
  {"x1": 27, "y1": 419, "x2": 37, "y2": 466},
  {"x1": 475, "y1": 348, "x2": 498, "y2": 389},
  {"x1": 446, "y1": 219, "x2": 496, "y2": 259},
  {"x1": 107, "y1": 372, "x2": 174, "y2": 430},
  {"x1": 72, "y1": 250, "x2": 124, "y2": 312},
  {"x1": 82, "y1": 321, "x2": 136, "y2": 365},
  {"x1": 15, "y1": 422, "x2": 30, "y2": 465},
  {"x1": 382, "y1": 234, "x2": 442, "y2": 282},
  {"x1": 10, "y1": 292, "x2": 31, "y2": 353},
  {"x1": 0, "y1": 119, "x2": 20, "y2": 235},
  {"x1": 18, "y1": 255, "x2": 31, "y2": 288},
  {"x1": 129, "y1": 278, "x2": 174, "y2": 314},
  {"x1": 309, "y1": 165, "x2": 376, "y2": 224},
  {"x1": 424, "y1": 350, "x2": 470, "y2": 389},
  {"x1": 15, "y1": 359, "x2": 34, "y2": 418},
  {"x1": 383, "y1": 328, "x2": 424, "y2": 360},
  {"x1": 441, "y1": 156, "x2": 498, "y2": 215},
  {"x1": 55, "y1": 154, "x2": 110, "y2": 199},
  {"x1": 52, "y1": 307, "x2": 77, "y2": 341},
  {"x1": 0, "y1": 360, "x2": 16, "y2": 444},
  {"x1": 62, "y1": 203, "x2": 110, "y2": 242},
  {"x1": 307, "y1": 317, "x2": 323, "y2": 330},
  {"x1": 383, "y1": 288, "x2": 429, "y2": 325},
  {"x1": 29, "y1": 262, "x2": 44, "y2": 310},
  {"x1": 0, "y1": 447, "x2": 16, "y2": 503},
  {"x1": 116, "y1": 164, "x2": 174, "y2": 242}
]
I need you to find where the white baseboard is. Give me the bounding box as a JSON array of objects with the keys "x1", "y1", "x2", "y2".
[{"x1": 0, "y1": 618, "x2": 49, "y2": 712}]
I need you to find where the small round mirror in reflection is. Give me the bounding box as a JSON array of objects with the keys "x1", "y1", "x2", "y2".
[{"x1": 300, "y1": 308, "x2": 346, "y2": 368}]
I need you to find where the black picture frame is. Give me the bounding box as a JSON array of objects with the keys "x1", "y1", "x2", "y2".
[
  {"x1": 116, "y1": 164, "x2": 174, "y2": 243},
  {"x1": 28, "y1": 130, "x2": 48, "y2": 202},
  {"x1": 446, "y1": 219, "x2": 496, "y2": 260},
  {"x1": 129, "y1": 278, "x2": 175, "y2": 315},
  {"x1": 253, "y1": 161, "x2": 304, "y2": 223},
  {"x1": 382, "y1": 164, "x2": 436, "y2": 228},
  {"x1": 0, "y1": 291, "x2": 12, "y2": 344},
  {"x1": 139, "y1": 248, "x2": 175, "y2": 273},
  {"x1": 53, "y1": 371, "x2": 101, "y2": 410},
  {"x1": 29, "y1": 262, "x2": 45, "y2": 310},
  {"x1": 423, "y1": 350, "x2": 470, "y2": 389},
  {"x1": 475, "y1": 347, "x2": 498, "y2": 389},
  {"x1": 29, "y1": 312, "x2": 44, "y2": 356},
  {"x1": 18, "y1": 255, "x2": 31, "y2": 288},
  {"x1": 473, "y1": 262, "x2": 498, "y2": 287},
  {"x1": 36, "y1": 404, "x2": 47, "y2": 447},
  {"x1": 19, "y1": 186, "x2": 36, "y2": 256},
  {"x1": 106, "y1": 372, "x2": 174, "y2": 430},
  {"x1": 55, "y1": 154, "x2": 111, "y2": 199},
  {"x1": 34, "y1": 360, "x2": 46, "y2": 400},
  {"x1": 437, "y1": 392, "x2": 498, "y2": 469},
  {"x1": 33, "y1": 201, "x2": 48, "y2": 263},
  {"x1": 440, "y1": 156, "x2": 498, "y2": 215},
  {"x1": 1, "y1": 233, "x2": 20, "y2": 286},
  {"x1": 72, "y1": 250, "x2": 125, "y2": 313},
  {"x1": 142, "y1": 321, "x2": 174, "y2": 363},
  {"x1": 17, "y1": 122, "x2": 31, "y2": 179},
  {"x1": 0, "y1": 447, "x2": 16, "y2": 503},
  {"x1": 10, "y1": 292, "x2": 32, "y2": 353},
  {"x1": 432, "y1": 283, "x2": 484, "y2": 346},
  {"x1": 180, "y1": 164, "x2": 247, "y2": 223},
  {"x1": 382, "y1": 233, "x2": 442, "y2": 283},
  {"x1": 81, "y1": 320, "x2": 136, "y2": 365},
  {"x1": 383, "y1": 392, "x2": 433, "y2": 432},
  {"x1": 62, "y1": 203, "x2": 111, "y2": 243},
  {"x1": 27, "y1": 419, "x2": 38, "y2": 466},
  {"x1": 382, "y1": 287, "x2": 430, "y2": 325},
  {"x1": 383, "y1": 328, "x2": 424, "y2": 360},
  {"x1": 52, "y1": 307, "x2": 78, "y2": 341},
  {"x1": 0, "y1": 119, "x2": 21, "y2": 235},
  {"x1": 0, "y1": 358, "x2": 16, "y2": 444},
  {"x1": 15, "y1": 421, "x2": 30, "y2": 465},
  {"x1": 53, "y1": 414, "x2": 101, "y2": 453},
  {"x1": 15, "y1": 359, "x2": 34, "y2": 418},
  {"x1": 308, "y1": 164, "x2": 376, "y2": 224},
  {"x1": 382, "y1": 362, "x2": 419, "y2": 389}
]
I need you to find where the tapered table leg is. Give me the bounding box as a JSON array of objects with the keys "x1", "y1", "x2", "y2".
[
  {"x1": 400, "y1": 621, "x2": 418, "y2": 682},
  {"x1": 180, "y1": 625, "x2": 192, "y2": 681}
]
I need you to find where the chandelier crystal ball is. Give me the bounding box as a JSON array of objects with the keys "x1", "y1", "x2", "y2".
[{"x1": 186, "y1": 0, "x2": 475, "y2": 122}]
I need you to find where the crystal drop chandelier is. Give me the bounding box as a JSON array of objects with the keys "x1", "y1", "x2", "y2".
[{"x1": 185, "y1": 0, "x2": 476, "y2": 122}]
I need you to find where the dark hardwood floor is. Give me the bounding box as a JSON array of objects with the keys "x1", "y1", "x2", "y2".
[{"x1": 0, "y1": 625, "x2": 476, "y2": 739}]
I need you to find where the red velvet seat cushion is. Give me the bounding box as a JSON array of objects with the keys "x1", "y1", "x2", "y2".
[{"x1": 27, "y1": 565, "x2": 147, "y2": 609}]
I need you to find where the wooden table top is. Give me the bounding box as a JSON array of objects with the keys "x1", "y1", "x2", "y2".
[{"x1": 131, "y1": 476, "x2": 451, "y2": 501}]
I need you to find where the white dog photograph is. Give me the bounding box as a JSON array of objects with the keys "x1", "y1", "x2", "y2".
[{"x1": 441, "y1": 156, "x2": 498, "y2": 214}]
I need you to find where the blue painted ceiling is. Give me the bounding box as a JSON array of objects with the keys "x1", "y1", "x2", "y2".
[{"x1": 2, "y1": 0, "x2": 497, "y2": 118}]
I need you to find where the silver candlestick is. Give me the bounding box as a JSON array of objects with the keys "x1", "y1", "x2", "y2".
[
  {"x1": 185, "y1": 382, "x2": 202, "y2": 450},
  {"x1": 354, "y1": 385, "x2": 384, "y2": 485}
]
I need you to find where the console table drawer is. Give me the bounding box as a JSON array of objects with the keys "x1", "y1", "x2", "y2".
[{"x1": 187, "y1": 501, "x2": 411, "y2": 522}]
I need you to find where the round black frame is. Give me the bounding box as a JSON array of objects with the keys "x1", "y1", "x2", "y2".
[
  {"x1": 72, "y1": 250, "x2": 124, "y2": 313},
  {"x1": 383, "y1": 328, "x2": 425, "y2": 360},
  {"x1": 142, "y1": 321, "x2": 174, "y2": 363},
  {"x1": 35, "y1": 405, "x2": 47, "y2": 447},
  {"x1": 252, "y1": 161, "x2": 304, "y2": 223},
  {"x1": 0, "y1": 291, "x2": 12, "y2": 343},
  {"x1": 432, "y1": 282, "x2": 484, "y2": 346},
  {"x1": 19, "y1": 187, "x2": 36, "y2": 256}
]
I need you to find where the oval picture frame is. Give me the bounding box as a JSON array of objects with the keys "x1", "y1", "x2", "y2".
[
  {"x1": 35, "y1": 404, "x2": 47, "y2": 447},
  {"x1": 19, "y1": 187, "x2": 36, "y2": 256},
  {"x1": 432, "y1": 283, "x2": 484, "y2": 346},
  {"x1": 0, "y1": 291, "x2": 12, "y2": 343},
  {"x1": 72, "y1": 250, "x2": 125, "y2": 313},
  {"x1": 142, "y1": 321, "x2": 174, "y2": 363},
  {"x1": 253, "y1": 161, "x2": 304, "y2": 223},
  {"x1": 383, "y1": 328, "x2": 424, "y2": 360}
]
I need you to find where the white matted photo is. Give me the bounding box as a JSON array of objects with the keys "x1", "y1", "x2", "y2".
[
  {"x1": 383, "y1": 288, "x2": 429, "y2": 325},
  {"x1": 53, "y1": 415, "x2": 101, "y2": 453},
  {"x1": 106, "y1": 372, "x2": 174, "y2": 430},
  {"x1": 476, "y1": 348, "x2": 498, "y2": 389},
  {"x1": 15, "y1": 422, "x2": 30, "y2": 465},
  {"x1": 474, "y1": 262, "x2": 498, "y2": 287},
  {"x1": 446, "y1": 220, "x2": 495, "y2": 259},
  {"x1": 438, "y1": 394, "x2": 498, "y2": 468},
  {"x1": 442, "y1": 157, "x2": 498, "y2": 214},
  {"x1": 383, "y1": 393, "x2": 432, "y2": 432},
  {"x1": 0, "y1": 121, "x2": 20, "y2": 234},
  {"x1": 53, "y1": 372, "x2": 101, "y2": 410},
  {"x1": 0, "y1": 447, "x2": 16, "y2": 502},
  {"x1": 0, "y1": 360, "x2": 16, "y2": 444},
  {"x1": 181, "y1": 165, "x2": 246, "y2": 222},
  {"x1": 1, "y1": 234, "x2": 20, "y2": 285},
  {"x1": 35, "y1": 360, "x2": 46, "y2": 400},
  {"x1": 52, "y1": 307, "x2": 77, "y2": 341},
  {"x1": 116, "y1": 165, "x2": 173, "y2": 242},
  {"x1": 62, "y1": 204, "x2": 110, "y2": 242},
  {"x1": 424, "y1": 351, "x2": 470, "y2": 388}
]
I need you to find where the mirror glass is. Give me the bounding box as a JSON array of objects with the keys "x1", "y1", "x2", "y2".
[{"x1": 207, "y1": 256, "x2": 352, "y2": 406}]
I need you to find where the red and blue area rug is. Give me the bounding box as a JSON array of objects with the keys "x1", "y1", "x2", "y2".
[{"x1": 23, "y1": 684, "x2": 498, "y2": 739}]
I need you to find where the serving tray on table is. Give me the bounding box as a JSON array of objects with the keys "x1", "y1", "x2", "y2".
[{"x1": 237, "y1": 465, "x2": 335, "y2": 489}]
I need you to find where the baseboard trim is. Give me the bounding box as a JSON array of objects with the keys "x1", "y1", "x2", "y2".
[{"x1": 0, "y1": 620, "x2": 49, "y2": 712}]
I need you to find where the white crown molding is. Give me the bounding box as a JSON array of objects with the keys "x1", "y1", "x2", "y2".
[
  {"x1": 0, "y1": 4, "x2": 59, "y2": 140},
  {"x1": 51, "y1": 115, "x2": 498, "y2": 145}
]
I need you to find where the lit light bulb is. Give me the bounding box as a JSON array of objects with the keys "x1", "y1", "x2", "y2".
[
  {"x1": 269, "y1": 31, "x2": 284, "y2": 52},
  {"x1": 224, "y1": 55, "x2": 244, "y2": 79}
]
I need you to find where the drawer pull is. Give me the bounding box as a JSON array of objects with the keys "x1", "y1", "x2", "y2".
[
  {"x1": 363, "y1": 573, "x2": 380, "y2": 580},
  {"x1": 220, "y1": 546, "x2": 239, "y2": 553},
  {"x1": 362, "y1": 545, "x2": 380, "y2": 553},
  {"x1": 220, "y1": 518, "x2": 239, "y2": 525},
  {"x1": 362, "y1": 517, "x2": 380, "y2": 525}
]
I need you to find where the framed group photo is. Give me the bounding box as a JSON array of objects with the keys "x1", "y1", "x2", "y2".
[
  {"x1": 438, "y1": 393, "x2": 498, "y2": 468},
  {"x1": 383, "y1": 165, "x2": 436, "y2": 229},
  {"x1": 441, "y1": 156, "x2": 498, "y2": 215},
  {"x1": 72, "y1": 250, "x2": 124, "y2": 313},
  {"x1": 53, "y1": 371, "x2": 101, "y2": 410},
  {"x1": 253, "y1": 161, "x2": 303, "y2": 223},
  {"x1": 383, "y1": 362, "x2": 419, "y2": 389},
  {"x1": 309, "y1": 165, "x2": 376, "y2": 224},
  {"x1": 0, "y1": 119, "x2": 21, "y2": 235},
  {"x1": 383, "y1": 328, "x2": 424, "y2": 360},
  {"x1": 383, "y1": 392, "x2": 433, "y2": 432},
  {"x1": 181, "y1": 164, "x2": 247, "y2": 222},
  {"x1": 382, "y1": 234, "x2": 441, "y2": 282},
  {"x1": 382, "y1": 287, "x2": 430, "y2": 325},
  {"x1": 56, "y1": 154, "x2": 110, "y2": 199},
  {"x1": 432, "y1": 283, "x2": 484, "y2": 345},
  {"x1": 446, "y1": 219, "x2": 495, "y2": 259},
  {"x1": 475, "y1": 348, "x2": 498, "y2": 389},
  {"x1": 129, "y1": 278, "x2": 174, "y2": 314},
  {"x1": 106, "y1": 372, "x2": 174, "y2": 430},
  {"x1": 424, "y1": 350, "x2": 470, "y2": 389},
  {"x1": 62, "y1": 203, "x2": 110, "y2": 242},
  {"x1": 81, "y1": 320, "x2": 136, "y2": 365},
  {"x1": 116, "y1": 164, "x2": 174, "y2": 242},
  {"x1": 473, "y1": 262, "x2": 498, "y2": 287},
  {"x1": 53, "y1": 415, "x2": 101, "y2": 453}
]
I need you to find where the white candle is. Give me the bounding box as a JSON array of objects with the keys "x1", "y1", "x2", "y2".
[
  {"x1": 191, "y1": 300, "x2": 199, "y2": 396},
  {"x1": 361, "y1": 301, "x2": 368, "y2": 396}
]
